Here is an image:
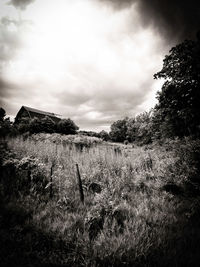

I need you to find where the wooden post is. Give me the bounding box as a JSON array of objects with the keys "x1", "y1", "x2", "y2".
[
  {"x1": 27, "y1": 169, "x2": 31, "y2": 192},
  {"x1": 75, "y1": 163, "x2": 84, "y2": 204},
  {"x1": 50, "y1": 164, "x2": 53, "y2": 199}
]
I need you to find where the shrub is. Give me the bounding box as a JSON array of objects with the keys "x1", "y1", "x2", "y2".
[
  {"x1": 57, "y1": 118, "x2": 79, "y2": 135},
  {"x1": 99, "y1": 130, "x2": 110, "y2": 141},
  {"x1": 40, "y1": 116, "x2": 56, "y2": 133},
  {"x1": 29, "y1": 117, "x2": 44, "y2": 133}
]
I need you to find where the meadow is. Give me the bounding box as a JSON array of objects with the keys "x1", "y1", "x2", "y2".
[{"x1": 1, "y1": 134, "x2": 200, "y2": 266}]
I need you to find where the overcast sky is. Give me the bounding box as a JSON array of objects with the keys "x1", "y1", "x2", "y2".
[{"x1": 0, "y1": 0, "x2": 199, "y2": 131}]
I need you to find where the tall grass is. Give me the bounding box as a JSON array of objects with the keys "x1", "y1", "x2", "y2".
[{"x1": 3, "y1": 134, "x2": 200, "y2": 266}]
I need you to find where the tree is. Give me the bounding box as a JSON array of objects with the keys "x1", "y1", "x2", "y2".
[
  {"x1": 154, "y1": 36, "x2": 200, "y2": 138},
  {"x1": 16, "y1": 117, "x2": 30, "y2": 134},
  {"x1": 0, "y1": 108, "x2": 13, "y2": 137},
  {"x1": 57, "y1": 118, "x2": 79, "y2": 135},
  {"x1": 126, "y1": 118, "x2": 136, "y2": 142},
  {"x1": 0, "y1": 118, "x2": 12, "y2": 137},
  {"x1": 40, "y1": 116, "x2": 56, "y2": 133},
  {"x1": 0, "y1": 107, "x2": 6, "y2": 122},
  {"x1": 29, "y1": 117, "x2": 43, "y2": 133},
  {"x1": 109, "y1": 118, "x2": 128, "y2": 142},
  {"x1": 99, "y1": 130, "x2": 110, "y2": 141},
  {"x1": 17, "y1": 116, "x2": 56, "y2": 134},
  {"x1": 109, "y1": 114, "x2": 153, "y2": 144},
  {"x1": 134, "y1": 111, "x2": 152, "y2": 144}
]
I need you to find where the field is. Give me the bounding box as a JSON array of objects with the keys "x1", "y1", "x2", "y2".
[{"x1": 1, "y1": 134, "x2": 200, "y2": 267}]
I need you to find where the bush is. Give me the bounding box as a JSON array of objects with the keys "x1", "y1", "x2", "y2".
[
  {"x1": 57, "y1": 118, "x2": 79, "y2": 135},
  {"x1": 40, "y1": 116, "x2": 56, "y2": 133},
  {"x1": 0, "y1": 118, "x2": 12, "y2": 137},
  {"x1": 110, "y1": 118, "x2": 128, "y2": 142},
  {"x1": 16, "y1": 117, "x2": 30, "y2": 134},
  {"x1": 29, "y1": 117, "x2": 43, "y2": 133},
  {"x1": 99, "y1": 130, "x2": 110, "y2": 141}
]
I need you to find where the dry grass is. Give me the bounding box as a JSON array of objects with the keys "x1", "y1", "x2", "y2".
[{"x1": 1, "y1": 134, "x2": 200, "y2": 266}]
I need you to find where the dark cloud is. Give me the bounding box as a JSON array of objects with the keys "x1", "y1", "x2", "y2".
[
  {"x1": 8, "y1": 0, "x2": 35, "y2": 10},
  {"x1": 99, "y1": 0, "x2": 200, "y2": 41},
  {"x1": 0, "y1": 77, "x2": 12, "y2": 94},
  {"x1": 0, "y1": 76, "x2": 21, "y2": 99},
  {"x1": 0, "y1": 76, "x2": 17, "y2": 108}
]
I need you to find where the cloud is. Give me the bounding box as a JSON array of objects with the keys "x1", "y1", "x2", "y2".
[
  {"x1": 7, "y1": 0, "x2": 35, "y2": 10},
  {"x1": 0, "y1": 76, "x2": 20, "y2": 112},
  {"x1": 0, "y1": 0, "x2": 166, "y2": 131},
  {"x1": 0, "y1": 78, "x2": 13, "y2": 106},
  {"x1": 0, "y1": 17, "x2": 22, "y2": 65},
  {"x1": 0, "y1": 16, "x2": 32, "y2": 69},
  {"x1": 54, "y1": 71, "x2": 158, "y2": 130},
  {"x1": 98, "y1": 0, "x2": 135, "y2": 10},
  {"x1": 98, "y1": 0, "x2": 200, "y2": 41},
  {"x1": 0, "y1": 75, "x2": 56, "y2": 117}
]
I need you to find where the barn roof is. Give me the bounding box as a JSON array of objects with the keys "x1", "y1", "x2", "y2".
[
  {"x1": 22, "y1": 106, "x2": 59, "y2": 118},
  {"x1": 15, "y1": 105, "x2": 61, "y2": 124}
]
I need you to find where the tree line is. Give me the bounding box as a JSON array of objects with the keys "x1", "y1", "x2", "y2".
[
  {"x1": 109, "y1": 34, "x2": 200, "y2": 144},
  {"x1": 0, "y1": 112, "x2": 79, "y2": 137},
  {"x1": 1, "y1": 35, "x2": 200, "y2": 143}
]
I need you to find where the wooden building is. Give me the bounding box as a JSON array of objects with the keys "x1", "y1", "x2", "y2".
[{"x1": 15, "y1": 106, "x2": 61, "y2": 124}]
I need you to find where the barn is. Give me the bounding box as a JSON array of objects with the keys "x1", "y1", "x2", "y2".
[{"x1": 15, "y1": 106, "x2": 61, "y2": 124}]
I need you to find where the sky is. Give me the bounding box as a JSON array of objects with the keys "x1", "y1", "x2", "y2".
[{"x1": 0, "y1": 0, "x2": 199, "y2": 131}]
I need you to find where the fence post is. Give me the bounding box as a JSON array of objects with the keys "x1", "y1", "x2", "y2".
[
  {"x1": 75, "y1": 163, "x2": 84, "y2": 204},
  {"x1": 50, "y1": 164, "x2": 53, "y2": 199},
  {"x1": 27, "y1": 169, "x2": 31, "y2": 192}
]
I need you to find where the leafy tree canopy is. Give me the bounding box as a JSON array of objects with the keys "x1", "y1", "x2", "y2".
[
  {"x1": 40, "y1": 116, "x2": 56, "y2": 133},
  {"x1": 0, "y1": 107, "x2": 6, "y2": 122},
  {"x1": 154, "y1": 36, "x2": 200, "y2": 137},
  {"x1": 99, "y1": 130, "x2": 110, "y2": 141},
  {"x1": 57, "y1": 118, "x2": 79, "y2": 135},
  {"x1": 110, "y1": 118, "x2": 128, "y2": 142},
  {"x1": 29, "y1": 117, "x2": 43, "y2": 133},
  {"x1": 0, "y1": 108, "x2": 12, "y2": 137}
]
